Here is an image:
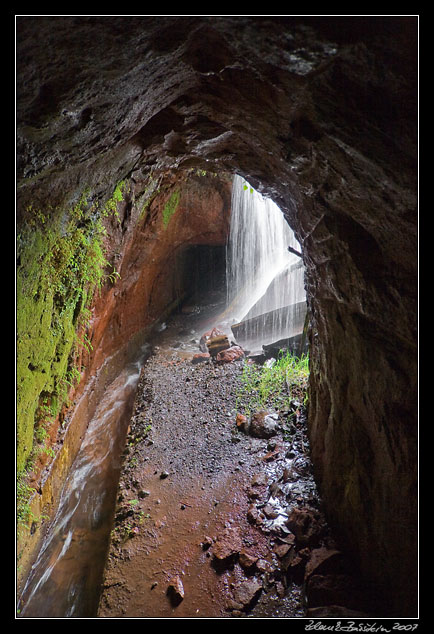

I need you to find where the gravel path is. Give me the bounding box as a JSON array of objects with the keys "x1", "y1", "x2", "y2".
[{"x1": 97, "y1": 297, "x2": 334, "y2": 619}]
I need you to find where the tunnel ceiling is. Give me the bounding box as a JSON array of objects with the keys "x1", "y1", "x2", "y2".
[
  {"x1": 16, "y1": 15, "x2": 419, "y2": 616},
  {"x1": 17, "y1": 17, "x2": 417, "y2": 220}
]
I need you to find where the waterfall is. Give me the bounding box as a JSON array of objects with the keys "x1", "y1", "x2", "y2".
[{"x1": 225, "y1": 175, "x2": 306, "y2": 353}]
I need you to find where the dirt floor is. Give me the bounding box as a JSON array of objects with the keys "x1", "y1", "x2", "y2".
[{"x1": 97, "y1": 292, "x2": 373, "y2": 619}]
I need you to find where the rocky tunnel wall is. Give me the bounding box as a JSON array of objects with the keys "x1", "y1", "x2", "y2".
[{"x1": 16, "y1": 16, "x2": 418, "y2": 615}]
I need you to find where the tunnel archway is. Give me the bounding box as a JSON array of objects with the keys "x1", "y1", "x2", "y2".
[{"x1": 16, "y1": 16, "x2": 418, "y2": 616}]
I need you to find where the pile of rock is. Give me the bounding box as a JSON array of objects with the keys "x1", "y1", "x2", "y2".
[
  {"x1": 192, "y1": 327, "x2": 245, "y2": 365},
  {"x1": 243, "y1": 466, "x2": 375, "y2": 617}
]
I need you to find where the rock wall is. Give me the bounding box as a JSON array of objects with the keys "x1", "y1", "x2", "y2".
[
  {"x1": 88, "y1": 170, "x2": 231, "y2": 373},
  {"x1": 17, "y1": 16, "x2": 418, "y2": 615}
]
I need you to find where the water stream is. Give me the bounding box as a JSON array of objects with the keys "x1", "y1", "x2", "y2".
[{"x1": 17, "y1": 344, "x2": 151, "y2": 618}]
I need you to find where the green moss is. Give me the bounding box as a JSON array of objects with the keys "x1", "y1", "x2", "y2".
[
  {"x1": 16, "y1": 182, "x2": 126, "y2": 513},
  {"x1": 162, "y1": 190, "x2": 180, "y2": 229}
]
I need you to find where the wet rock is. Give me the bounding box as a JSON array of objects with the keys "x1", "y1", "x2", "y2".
[
  {"x1": 230, "y1": 579, "x2": 262, "y2": 612},
  {"x1": 212, "y1": 526, "x2": 242, "y2": 567},
  {"x1": 304, "y1": 547, "x2": 344, "y2": 581},
  {"x1": 305, "y1": 573, "x2": 365, "y2": 611},
  {"x1": 192, "y1": 352, "x2": 211, "y2": 364},
  {"x1": 216, "y1": 345, "x2": 244, "y2": 364},
  {"x1": 167, "y1": 576, "x2": 185, "y2": 605},
  {"x1": 199, "y1": 327, "x2": 226, "y2": 352},
  {"x1": 235, "y1": 413, "x2": 249, "y2": 433},
  {"x1": 249, "y1": 410, "x2": 279, "y2": 438},
  {"x1": 285, "y1": 506, "x2": 324, "y2": 546},
  {"x1": 246, "y1": 504, "x2": 264, "y2": 526},
  {"x1": 206, "y1": 334, "x2": 230, "y2": 357},
  {"x1": 239, "y1": 549, "x2": 258, "y2": 572}
]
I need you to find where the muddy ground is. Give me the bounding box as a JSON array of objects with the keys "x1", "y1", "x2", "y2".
[{"x1": 97, "y1": 294, "x2": 376, "y2": 619}]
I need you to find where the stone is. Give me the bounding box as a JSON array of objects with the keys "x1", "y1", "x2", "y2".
[
  {"x1": 231, "y1": 579, "x2": 262, "y2": 611},
  {"x1": 273, "y1": 542, "x2": 292, "y2": 559},
  {"x1": 167, "y1": 576, "x2": 185, "y2": 605},
  {"x1": 249, "y1": 410, "x2": 279, "y2": 438},
  {"x1": 216, "y1": 345, "x2": 244, "y2": 364},
  {"x1": 206, "y1": 334, "x2": 230, "y2": 357},
  {"x1": 250, "y1": 472, "x2": 268, "y2": 487},
  {"x1": 263, "y1": 504, "x2": 279, "y2": 519},
  {"x1": 235, "y1": 413, "x2": 248, "y2": 432},
  {"x1": 212, "y1": 526, "x2": 242, "y2": 564},
  {"x1": 305, "y1": 574, "x2": 365, "y2": 611},
  {"x1": 304, "y1": 547, "x2": 344, "y2": 581},
  {"x1": 199, "y1": 327, "x2": 226, "y2": 352},
  {"x1": 200, "y1": 536, "x2": 213, "y2": 550},
  {"x1": 192, "y1": 352, "x2": 211, "y2": 364},
  {"x1": 285, "y1": 506, "x2": 324, "y2": 546},
  {"x1": 238, "y1": 550, "x2": 258, "y2": 571},
  {"x1": 246, "y1": 504, "x2": 264, "y2": 526}
]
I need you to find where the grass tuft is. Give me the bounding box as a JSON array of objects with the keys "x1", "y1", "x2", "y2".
[{"x1": 236, "y1": 351, "x2": 309, "y2": 417}]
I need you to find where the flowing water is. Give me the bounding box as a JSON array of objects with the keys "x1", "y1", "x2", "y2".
[
  {"x1": 17, "y1": 344, "x2": 151, "y2": 618},
  {"x1": 225, "y1": 175, "x2": 306, "y2": 352}
]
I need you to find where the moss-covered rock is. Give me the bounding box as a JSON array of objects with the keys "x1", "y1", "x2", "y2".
[{"x1": 16, "y1": 185, "x2": 124, "y2": 486}]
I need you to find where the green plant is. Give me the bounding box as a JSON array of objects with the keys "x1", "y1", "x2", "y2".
[
  {"x1": 16, "y1": 179, "x2": 128, "y2": 520},
  {"x1": 16, "y1": 476, "x2": 37, "y2": 528},
  {"x1": 162, "y1": 190, "x2": 180, "y2": 229},
  {"x1": 236, "y1": 351, "x2": 309, "y2": 417}
]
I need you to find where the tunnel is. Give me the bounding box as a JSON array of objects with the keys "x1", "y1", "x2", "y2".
[{"x1": 16, "y1": 16, "x2": 418, "y2": 618}]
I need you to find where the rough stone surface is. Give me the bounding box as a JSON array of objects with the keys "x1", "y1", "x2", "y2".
[
  {"x1": 249, "y1": 410, "x2": 280, "y2": 439},
  {"x1": 17, "y1": 16, "x2": 418, "y2": 615}
]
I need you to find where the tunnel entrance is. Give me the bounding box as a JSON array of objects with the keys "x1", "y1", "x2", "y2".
[{"x1": 175, "y1": 244, "x2": 227, "y2": 310}]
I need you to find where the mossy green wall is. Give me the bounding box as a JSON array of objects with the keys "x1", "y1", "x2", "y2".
[{"x1": 16, "y1": 185, "x2": 125, "y2": 480}]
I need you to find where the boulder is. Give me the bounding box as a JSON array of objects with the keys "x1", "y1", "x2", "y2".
[
  {"x1": 216, "y1": 345, "x2": 244, "y2": 363},
  {"x1": 249, "y1": 410, "x2": 279, "y2": 438}
]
